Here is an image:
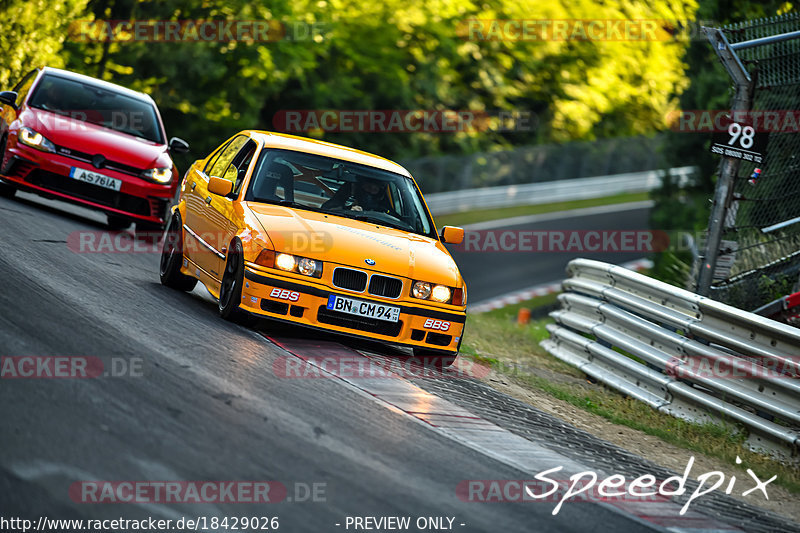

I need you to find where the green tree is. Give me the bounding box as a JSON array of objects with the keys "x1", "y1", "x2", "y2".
[
  {"x1": 650, "y1": 0, "x2": 796, "y2": 287},
  {"x1": 60, "y1": 0, "x2": 701, "y2": 166},
  {"x1": 0, "y1": 0, "x2": 89, "y2": 88}
]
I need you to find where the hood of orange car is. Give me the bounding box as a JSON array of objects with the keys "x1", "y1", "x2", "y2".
[
  {"x1": 22, "y1": 108, "x2": 172, "y2": 171},
  {"x1": 246, "y1": 203, "x2": 462, "y2": 286}
]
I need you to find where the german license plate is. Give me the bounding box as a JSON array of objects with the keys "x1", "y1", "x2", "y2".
[
  {"x1": 326, "y1": 295, "x2": 400, "y2": 322},
  {"x1": 69, "y1": 167, "x2": 122, "y2": 191}
]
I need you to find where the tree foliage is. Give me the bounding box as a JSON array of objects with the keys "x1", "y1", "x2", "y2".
[
  {"x1": 650, "y1": 0, "x2": 796, "y2": 287},
  {"x1": 0, "y1": 0, "x2": 89, "y2": 88},
  {"x1": 51, "y1": 0, "x2": 699, "y2": 162},
  {"x1": 3, "y1": 0, "x2": 704, "y2": 169}
]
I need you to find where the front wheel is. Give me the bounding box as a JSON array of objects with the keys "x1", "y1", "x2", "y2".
[
  {"x1": 159, "y1": 214, "x2": 197, "y2": 292},
  {"x1": 0, "y1": 135, "x2": 16, "y2": 199},
  {"x1": 219, "y1": 240, "x2": 255, "y2": 326}
]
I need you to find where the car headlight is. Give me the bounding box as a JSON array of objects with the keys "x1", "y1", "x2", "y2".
[
  {"x1": 412, "y1": 281, "x2": 454, "y2": 303},
  {"x1": 275, "y1": 253, "x2": 296, "y2": 271},
  {"x1": 297, "y1": 257, "x2": 317, "y2": 276},
  {"x1": 412, "y1": 281, "x2": 431, "y2": 300},
  {"x1": 19, "y1": 127, "x2": 55, "y2": 153},
  {"x1": 431, "y1": 285, "x2": 451, "y2": 303},
  {"x1": 274, "y1": 252, "x2": 322, "y2": 278},
  {"x1": 141, "y1": 167, "x2": 172, "y2": 184}
]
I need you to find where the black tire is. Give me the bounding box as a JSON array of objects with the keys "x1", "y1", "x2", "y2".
[
  {"x1": 107, "y1": 214, "x2": 131, "y2": 230},
  {"x1": 0, "y1": 179, "x2": 15, "y2": 199},
  {"x1": 159, "y1": 214, "x2": 197, "y2": 292},
  {"x1": 412, "y1": 348, "x2": 457, "y2": 368},
  {"x1": 0, "y1": 135, "x2": 16, "y2": 199},
  {"x1": 219, "y1": 240, "x2": 256, "y2": 326}
]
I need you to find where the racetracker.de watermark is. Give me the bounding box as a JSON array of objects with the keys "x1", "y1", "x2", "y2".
[
  {"x1": 667, "y1": 355, "x2": 800, "y2": 380},
  {"x1": 23, "y1": 111, "x2": 150, "y2": 132},
  {"x1": 0, "y1": 356, "x2": 142, "y2": 379},
  {"x1": 273, "y1": 355, "x2": 488, "y2": 380},
  {"x1": 68, "y1": 20, "x2": 329, "y2": 42},
  {"x1": 455, "y1": 230, "x2": 669, "y2": 253},
  {"x1": 69, "y1": 481, "x2": 299, "y2": 504},
  {"x1": 67, "y1": 230, "x2": 332, "y2": 255},
  {"x1": 272, "y1": 110, "x2": 535, "y2": 133},
  {"x1": 458, "y1": 19, "x2": 682, "y2": 41},
  {"x1": 667, "y1": 110, "x2": 800, "y2": 133}
]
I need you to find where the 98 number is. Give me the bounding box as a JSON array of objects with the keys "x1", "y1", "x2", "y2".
[{"x1": 727, "y1": 122, "x2": 755, "y2": 149}]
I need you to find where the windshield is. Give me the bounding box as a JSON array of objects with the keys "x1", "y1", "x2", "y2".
[
  {"x1": 28, "y1": 74, "x2": 164, "y2": 144},
  {"x1": 246, "y1": 149, "x2": 435, "y2": 237}
]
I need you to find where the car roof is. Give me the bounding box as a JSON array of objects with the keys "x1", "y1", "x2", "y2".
[
  {"x1": 39, "y1": 67, "x2": 156, "y2": 104},
  {"x1": 249, "y1": 130, "x2": 412, "y2": 178}
]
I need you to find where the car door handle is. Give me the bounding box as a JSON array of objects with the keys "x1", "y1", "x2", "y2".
[{"x1": 205, "y1": 196, "x2": 212, "y2": 204}]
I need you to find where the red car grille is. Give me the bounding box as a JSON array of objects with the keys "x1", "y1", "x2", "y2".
[
  {"x1": 55, "y1": 145, "x2": 143, "y2": 177},
  {"x1": 26, "y1": 169, "x2": 151, "y2": 216},
  {"x1": 4, "y1": 157, "x2": 36, "y2": 178}
]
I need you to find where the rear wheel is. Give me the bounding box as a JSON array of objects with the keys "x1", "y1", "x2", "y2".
[
  {"x1": 0, "y1": 135, "x2": 16, "y2": 199},
  {"x1": 219, "y1": 240, "x2": 255, "y2": 326},
  {"x1": 159, "y1": 213, "x2": 197, "y2": 292}
]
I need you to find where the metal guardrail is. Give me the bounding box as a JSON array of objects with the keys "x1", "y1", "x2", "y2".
[
  {"x1": 424, "y1": 166, "x2": 695, "y2": 216},
  {"x1": 541, "y1": 258, "x2": 800, "y2": 459}
]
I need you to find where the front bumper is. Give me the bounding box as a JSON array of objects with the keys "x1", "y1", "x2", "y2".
[
  {"x1": 240, "y1": 266, "x2": 466, "y2": 354},
  {"x1": 1, "y1": 143, "x2": 174, "y2": 224}
]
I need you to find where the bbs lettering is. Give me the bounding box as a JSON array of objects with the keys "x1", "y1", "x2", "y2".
[
  {"x1": 270, "y1": 288, "x2": 300, "y2": 302},
  {"x1": 423, "y1": 318, "x2": 450, "y2": 331}
]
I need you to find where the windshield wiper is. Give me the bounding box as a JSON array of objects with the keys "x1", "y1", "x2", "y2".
[
  {"x1": 352, "y1": 214, "x2": 409, "y2": 232},
  {"x1": 255, "y1": 199, "x2": 328, "y2": 214}
]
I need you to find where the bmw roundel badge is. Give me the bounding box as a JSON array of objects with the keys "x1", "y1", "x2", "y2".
[{"x1": 365, "y1": 258, "x2": 376, "y2": 266}]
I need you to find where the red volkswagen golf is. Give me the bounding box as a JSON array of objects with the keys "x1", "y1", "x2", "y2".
[{"x1": 0, "y1": 67, "x2": 188, "y2": 229}]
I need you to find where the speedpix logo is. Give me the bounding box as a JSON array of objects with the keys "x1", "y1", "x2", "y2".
[
  {"x1": 269, "y1": 288, "x2": 300, "y2": 302},
  {"x1": 423, "y1": 319, "x2": 450, "y2": 331}
]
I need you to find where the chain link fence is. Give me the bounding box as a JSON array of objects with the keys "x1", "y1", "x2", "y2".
[
  {"x1": 705, "y1": 13, "x2": 800, "y2": 309},
  {"x1": 401, "y1": 135, "x2": 666, "y2": 194}
]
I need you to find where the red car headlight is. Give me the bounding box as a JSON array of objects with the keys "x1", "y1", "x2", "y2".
[
  {"x1": 19, "y1": 127, "x2": 56, "y2": 153},
  {"x1": 141, "y1": 167, "x2": 173, "y2": 184}
]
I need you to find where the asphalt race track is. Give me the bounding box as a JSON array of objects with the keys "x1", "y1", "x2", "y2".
[
  {"x1": 447, "y1": 202, "x2": 654, "y2": 305},
  {"x1": 2, "y1": 192, "x2": 797, "y2": 533}
]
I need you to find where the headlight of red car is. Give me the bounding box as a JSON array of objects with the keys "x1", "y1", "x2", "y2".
[
  {"x1": 141, "y1": 167, "x2": 173, "y2": 184},
  {"x1": 19, "y1": 127, "x2": 56, "y2": 153}
]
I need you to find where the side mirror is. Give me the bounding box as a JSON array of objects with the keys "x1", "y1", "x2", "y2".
[
  {"x1": 440, "y1": 226, "x2": 464, "y2": 245},
  {"x1": 169, "y1": 137, "x2": 190, "y2": 153},
  {"x1": 208, "y1": 176, "x2": 233, "y2": 197},
  {"x1": 0, "y1": 91, "x2": 18, "y2": 108}
]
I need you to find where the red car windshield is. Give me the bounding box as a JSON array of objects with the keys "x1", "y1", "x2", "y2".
[{"x1": 28, "y1": 74, "x2": 164, "y2": 144}]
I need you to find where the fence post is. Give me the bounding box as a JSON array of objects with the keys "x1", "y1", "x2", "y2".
[{"x1": 696, "y1": 28, "x2": 755, "y2": 296}]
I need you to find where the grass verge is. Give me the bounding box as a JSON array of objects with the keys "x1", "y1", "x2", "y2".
[
  {"x1": 433, "y1": 191, "x2": 650, "y2": 228},
  {"x1": 461, "y1": 298, "x2": 800, "y2": 494}
]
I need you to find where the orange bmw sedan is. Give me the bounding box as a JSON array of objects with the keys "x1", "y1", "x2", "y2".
[{"x1": 160, "y1": 131, "x2": 467, "y2": 365}]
